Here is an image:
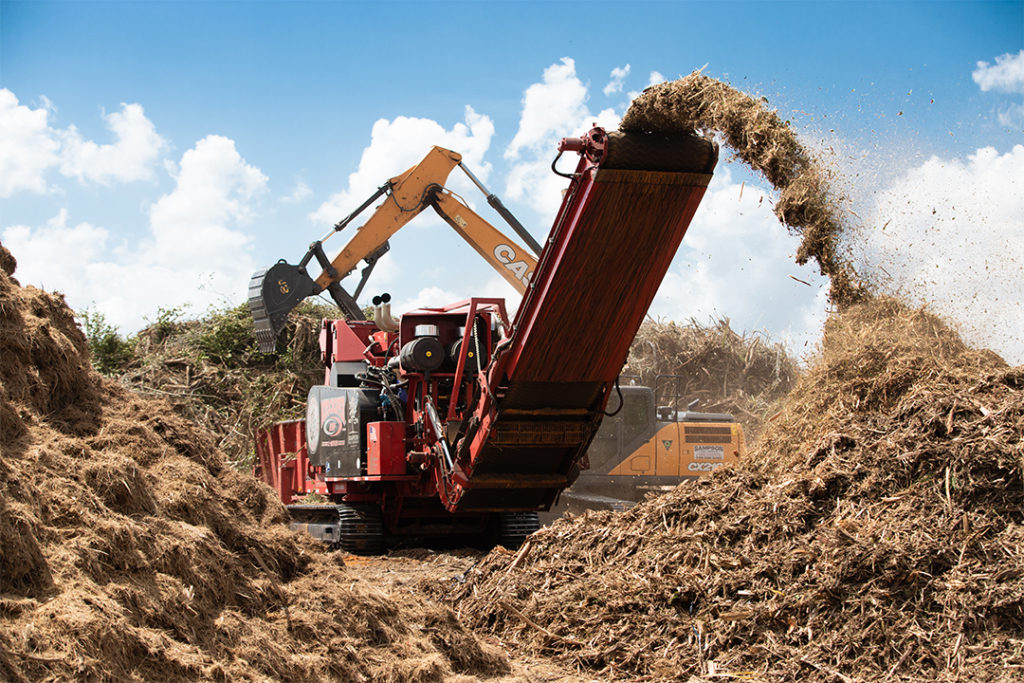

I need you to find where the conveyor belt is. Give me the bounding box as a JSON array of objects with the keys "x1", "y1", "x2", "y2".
[{"x1": 452, "y1": 128, "x2": 718, "y2": 511}]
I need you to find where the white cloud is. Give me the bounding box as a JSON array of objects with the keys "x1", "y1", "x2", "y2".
[
  {"x1": 0, "y1": 89, "x2": 60, "y2": 197},
  {"x1": 390, "y1": 274, "x2": 522, "y2": 322},
  {"x1": 603, "y1": 64, "x2": 631, "y2": 96},
  {"x1": 356, "y1": 250, "x2": 400, "y2": 288},
  {"x1": 58, "y1": 103, "x2": 166, "y2": 185},
  {"x1": 505, "y1": 58, "x2": 592, "y2": 161},
  {"x1": 147, "y1": 135, "x2": 266, "y2": 269},
  {"x1": 648, "y1": 168, "x2": 829, "y2": 355},
  {"x1": 499, "y1": 59, "x2": 829, "y2": 357},
  {"x1": 997, "y1": 103, "x2": 1024, "y2": 127},
  {"x1": 854, "y1": 144, "x2": 1024, "y2": 364},
  {"x1": 2, "y1": 211, "x2": 146, "y2": 325},
  {"x1": 310, "y1": 105, "x2": 495, "y2": 227},
  {"x1": 300, "y1": 106, "x2": 500, "y2": 315},
  {"x1": 972, "y1": 50, "x2": 1024, "y2": 94},
  {"x1": 2, "y1": 210, "x2": 110, "y2": 283},
  {"x1": 281, "y1": 180, "x2": 312, "y2": 203},
  {"x1": 394, "y1": 285, "x2": 465, "y2": 315},
  {"x1": 3, "y1": 135, "x2": 267, "y2": 331},
  {"x1": 973, "y1": 50, "x2": 1024, "y2": 126},
  {"x1": 476, "y1": 274, "x2": 523, "y2": 318},
  {"x1": 0, "y1": 89, "x2": 165, "y2": 196},
  {"x1": 627, "y1": 71, "x2": 667, "y2": 101},
  {"x1": 300, "y1": 106, "x2": 514, "y2": 321},
  {"x1": 504, "y1": 58, "x2": 620, "y2": 217}
]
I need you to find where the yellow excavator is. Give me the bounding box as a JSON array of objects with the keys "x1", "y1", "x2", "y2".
[
  {"x1": 249, "y1": 144, "x2": 745, "y2": 522},
  {"x1": 249, "y1": 146, "x2": 539, "y2": 352}
]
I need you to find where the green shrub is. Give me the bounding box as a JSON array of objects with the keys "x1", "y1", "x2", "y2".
[
  {"x1": 144, "y1": 305, "x2": 187, "y2": 344},
  {"x1": 195, "y1": 303, "x2": 257, "y2": 367},
  {"x1": 80, "y1": 309, "x2": 135, "y2": 375}
]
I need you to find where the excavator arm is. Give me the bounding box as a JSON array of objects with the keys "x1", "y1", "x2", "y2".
[
  {"x1": 249, "y1": 146, "x2": 538, "y2": 352},
  {"x1": 432, "y1": 190, "x2": 536, "y2": 293}
]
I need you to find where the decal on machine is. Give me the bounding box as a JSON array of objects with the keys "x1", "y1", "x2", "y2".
[
  {"x1": 688, "y1": 461, "x2": 726, "y2": 472},
  {"x1": 320, "y1": 394, "x2": 347, "y2": 443},
  {"x1": 662, "y1": 439, "x2": 673, "y2": 451},
  {"x1": 693, "y1": 444, "x2": 725, "y2": 461},
  {"x1": 629, "y1": 455, "x2": 651, "y2": 472},
  {"x1": 494, "y1": 244, "x2": 533, "y2": 286}
]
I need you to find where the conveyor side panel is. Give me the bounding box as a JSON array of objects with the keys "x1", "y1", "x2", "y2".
[{"x1": 450, "y1": 135, "x2": 716, "y2": 512}]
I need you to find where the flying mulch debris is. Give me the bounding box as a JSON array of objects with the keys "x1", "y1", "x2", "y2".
[
  {"x1": 0, "y1": 243, "x2": 508, "y2": 682},
  {"x1": 621, "y1": 72, "x2": 866, "y2": 307},
  {"x1": 451, "y1": 297, "x2": 1023, "y2": 681}
]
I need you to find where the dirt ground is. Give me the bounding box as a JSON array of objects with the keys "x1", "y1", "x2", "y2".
[{"x1": 337, "y1": 550, "x2": 595, "y2": 683}]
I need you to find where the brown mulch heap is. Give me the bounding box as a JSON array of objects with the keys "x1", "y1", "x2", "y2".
[
  {"x1": 452, "y1": 297, "x2": 1023, "y2": 681},
  {"x1": 0, "y1": 242, "x2": 507, "y2": 682},
  {"x1": 111, "y1": 302, "x2": 327, "y2": 470},
  {"x1": 625, "y1": 318, "x2": 799, "y2": 441},
  {"x1": 622, "y1": 72, "x2": 865, "y2": 308}
]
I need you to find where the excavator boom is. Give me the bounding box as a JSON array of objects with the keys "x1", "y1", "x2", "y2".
[
  {"x1": 313, "y1": 147, "x2": 462, "y2": 291},
  {"x1": 432, "y1": 191, "x2": 536, "y2": 293},
  {"x1": 249, "y1": 147, "x2": 537, "y2": 352}
]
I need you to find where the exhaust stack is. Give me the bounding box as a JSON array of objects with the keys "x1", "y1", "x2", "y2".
[{"x1": 373, "y1": 293, "x2": 400, "y2": 333}]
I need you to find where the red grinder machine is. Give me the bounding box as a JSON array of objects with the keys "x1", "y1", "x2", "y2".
[{"x1": 253, "y1": 126, "x2": 719, "y2": 551}]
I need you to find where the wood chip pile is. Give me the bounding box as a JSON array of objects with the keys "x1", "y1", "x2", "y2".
[
  {"x1": 0, "y1": 244, "x2": 508, "y2": 682},
  {"x1": 452, "y1": 297, "x2": 1023, "y2": 681},
  {"x1": 625, "y1": 318, "x2": 798, "y2": 440}
]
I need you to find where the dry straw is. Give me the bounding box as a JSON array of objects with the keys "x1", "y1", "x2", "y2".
[
  {"x1": 449, "y1": 74, "x2": 1023, "y2": 681},
  {"x1": 453, "y1": 298, "x2": 1022, "y2": 681},
  {"x1": 626, "y1": 318, "x2": 798, "y2": 440},
  {"x1": 0, "y1": 242, "x2": 508, "y2": 682}
]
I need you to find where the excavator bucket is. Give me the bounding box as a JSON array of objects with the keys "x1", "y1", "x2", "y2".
[{"x1": 248, "y1": 261, "x2": 318, "y2": 353}]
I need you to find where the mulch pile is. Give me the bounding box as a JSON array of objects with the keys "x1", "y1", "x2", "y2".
[
  {"x1": 622, "y1": 71, "x2": 865, "y2": 307},
  {"x1": 625, "y1": 318, "x2": 798, "y2": 441},
  {"x1": 0, "y1": 243, "x2": 507, "y2": 682},
  {"x1": 452, "y1": 297, "x2": 1023, "y2": 681},
  {"x1": 111, "y1": 303, "x2": 326, "y2": 470}
]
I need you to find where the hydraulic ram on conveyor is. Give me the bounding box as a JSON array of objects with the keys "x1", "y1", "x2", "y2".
[{"x1": 441, "y1": 126, "x2": 719, "y2": 512}]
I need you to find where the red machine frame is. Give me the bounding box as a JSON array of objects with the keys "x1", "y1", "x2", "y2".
[{"x1": 254, "y1": 126, "x2": 719, "y2": 545}]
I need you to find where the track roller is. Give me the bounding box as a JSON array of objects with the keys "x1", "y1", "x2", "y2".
[
  {"x1": 336, "y1": 503, "x2": 384, "y2": 555},
  {"x1": 497, "y1": 511, "x2": 540, "y2": 550}
]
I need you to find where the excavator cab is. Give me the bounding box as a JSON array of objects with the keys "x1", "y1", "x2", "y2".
[{"x1": 551, "y1": 375, "x2": 746, "y2": 516}]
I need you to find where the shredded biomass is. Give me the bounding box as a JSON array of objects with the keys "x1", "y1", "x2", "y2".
[
  {"x1": 622, "y1": 71, "x2": 865, "y2": 307},
  {"x1": 625, "y1": 318, "x2": 798, "y2": 440},
  {"x1": 3, "y1": 71, "x2": 1015, "y2": 683},
  {"x1": 0, "y1": 243, "x2": 508, "y2": 682},
  {"x1": 452, "y1": 298, "x2": 1023, "y2": 681}
]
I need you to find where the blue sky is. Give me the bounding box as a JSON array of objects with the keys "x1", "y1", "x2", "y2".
[{"x1": 2, "y1": 1, "x2": 1022, "y2": 362}]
